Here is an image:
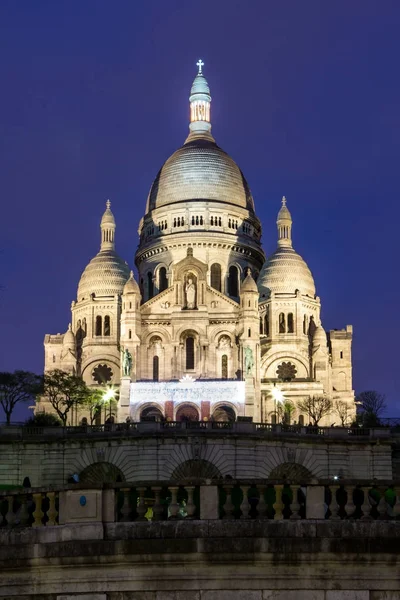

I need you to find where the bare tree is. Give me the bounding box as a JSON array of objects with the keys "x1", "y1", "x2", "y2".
[
  {"x1": 297, "y1": 395, "x2": 332, "y2": 426},
  {"x1": 0, "y1": 371, "x2": 42, "y2": 425},
  {"x1": 41, "y1": 370, "x2": 89, "y2": 425},
  {"x1": 357, "y1": 390, "x2": 387, "y2": 426},
  {"x1": 334, "y1": 399, "x2": 352, "y2": 427}
]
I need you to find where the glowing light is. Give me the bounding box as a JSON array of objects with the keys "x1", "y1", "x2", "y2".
[
  {"x1": 196, "y1": 59, "x2": 204, "y2": 74},
  {"x1": 103, "y1": 387, "x2": 116, "y2": 402},
  {"x1": 271, "y1": 386, "x2": 285, "y2": 403}
]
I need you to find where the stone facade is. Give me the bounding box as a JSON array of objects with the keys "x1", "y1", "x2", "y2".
[
  {"x1": 42, "y1": 64, "x2": 355, "y2": 427},
  {"x1": 0, "y1": 427, "x2": 392, "y2": 487}
]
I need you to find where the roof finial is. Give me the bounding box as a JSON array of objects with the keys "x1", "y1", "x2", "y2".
[
  {"x1": 106, "y1": 199, "x2": 111, "y2": 210},
  {"x1": 277, "y1": 196, "x2": 293, "y2": 249},
  {"x1": 187, "y1": 60, "x2": 213, "y2": 142},
  {"x1": 196, "y1": 59, "x2": 204, "y2": 74}
]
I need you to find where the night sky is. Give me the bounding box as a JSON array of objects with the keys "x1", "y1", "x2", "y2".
[{"x1": 0, "y1": 0, "x2": 399, "y2": 420}]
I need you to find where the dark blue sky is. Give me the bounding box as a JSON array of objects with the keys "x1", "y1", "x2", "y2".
[{"x1": 0, "y1": 0, "x2": 399, "y2": 418}]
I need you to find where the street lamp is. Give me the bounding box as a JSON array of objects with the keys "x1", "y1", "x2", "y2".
[
  {"x1": 271, "y1": 383, "x2": 284, "y2": 424},
  {"x1": 103, "y1": 387, "x2": 116, "y2": 423}
]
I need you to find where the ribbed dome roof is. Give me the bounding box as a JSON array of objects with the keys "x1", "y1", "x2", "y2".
[
  {"x1": 145, "y1": 139, "x2": 255, "y2": 214},
  {"x1": 77, "y1": 250, "x2": 130, "y2": 300},
  {"x1": 258, "y1": 247, "x2": 316, "y2": 298},
  {"x1": 240, "y1": 270, "x2": 258, "y2": 293},
  {"x1": 123, "y1": 271, "x2": 140, "y2": 295}
]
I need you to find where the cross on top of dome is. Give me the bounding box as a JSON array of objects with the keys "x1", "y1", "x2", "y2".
[{"x1": 196, "y1": 59, "x2": 204, "y2": 74}]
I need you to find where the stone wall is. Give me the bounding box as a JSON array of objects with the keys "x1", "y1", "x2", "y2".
[
  {"x1": 1, "y1": 521, "x2": 400, "y2": 599},
  {"x1": 0, "y1": 427, "x2": 393, "y2": 487}
]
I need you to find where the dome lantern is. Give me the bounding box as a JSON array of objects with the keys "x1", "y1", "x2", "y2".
[
  {"x1": 100, "y1": 200, "x2": 116, "y2": 251},
  {"x1": 277, "y1": 196, "x2": 292, "y2": 248},
  {"x1": 187, "y1": 59, "x2": 213, "y2": 141}
]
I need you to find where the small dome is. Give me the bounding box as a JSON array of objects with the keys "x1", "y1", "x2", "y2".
[
  {"x1": 190, "y1": 73, "x2": 210, "y2": 97},
  {"x1": 63, "y1": 324, "x2": 75, "y2": 348},
  {"x1": 257, "y1": 247, "x2": 316, "y2": 298},
  {"x1": 77, "y1": 250, "x2": 130, "y2": 300},
  {"x1": 123, "y1": 271, "x2": 140, "y2": 295},
  {"x1": 101, "y1": 200, "x2": 115, "y2": 226},
  {"x1": 146, "y1": 139, "x2": 255, "y2": 214},
  {"x1": 240, "y1": 270, "x2": 258, "y2": 293},
  {"x1": 313, "y1": 325, "x2": 327, "y2": 346},
  {"x1": 277, "y1": 197, "x2": 292, "y2": 222}
]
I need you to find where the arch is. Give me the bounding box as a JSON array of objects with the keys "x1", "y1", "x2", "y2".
[
  {"x1": 287, "y1": 313, "x2": 294, "y2": 333},
  {"x1": 186, "y1": 336, "x2": 195, "y2": 370},
  {"x1": 221, "y1": 354, "x2": 228, "y2": 379},
  {"x1": 95, "y1": 315, "x2": 102, "y2": 336},
  {"x1": 141, "y1": 326, "x2": 172, "y2": 347},
  {"x1": 140, "y1": 405, "x2": 163, "y2": 421},
  {"x1": 279, "y1": 312, "x2": 286, "y2": 333},
  {"x1": 153, "y1": 355, "x2": 159, "y2": 381},
  {"x1": 228, "y1": 265, "x2": 239, "y2": 297},
  {"x1": 104, "y1": 315, "x2": 111, "y2": 336},
  {"x1": 80, "y1": 462, "x2": 124, "y2": 484},
  {"x1": 261, "y1": 351, "x2": 310, "y2": 379},
  {"x1": 298, "y1": 414, "x2": 305, "y2": 426},
  {"x1": 147, "y1": 271, "x2": 154, "y2": 299},
  {"x1": 159, "y1": 266, "x2": 168, "y2": 292},
  {"x1": 268, "y1": 463, "x2": 313, "y2": 484},
  {"x1": 210, "y1": 263, "x2": 222, "y2": 292},
  {"x1": 170, "y1": 459, "x2": 221, "y2": 480},
  {"x1": 336, "y1": 371, "x2": 347, "y2": 390},
  {"x1": 212, "y1": 404, "x2": 236, "y2": 422},
  {"x1": 176, "y1": 404, "x2": 199, "y2": 422}
]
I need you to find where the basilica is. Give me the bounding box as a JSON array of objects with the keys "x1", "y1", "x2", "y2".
[{"x1": 43, "y1": 62, "x2": 355, "y2": 425}]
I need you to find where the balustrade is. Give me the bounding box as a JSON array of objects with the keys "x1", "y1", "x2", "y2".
[
  {"x1": 0, "y1": 490, "x2": 59, "y2": 527},
  {"x1": 1, "y1": 482, "x2": 400, "y2": 528}
]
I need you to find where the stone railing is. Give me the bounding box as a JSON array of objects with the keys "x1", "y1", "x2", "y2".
[
  {"x1": 1, "y1": 480, "x2": 400, "y2": 527},
  {"x1": 0, "y1": 422, "x2": 393, "y2": 440}
]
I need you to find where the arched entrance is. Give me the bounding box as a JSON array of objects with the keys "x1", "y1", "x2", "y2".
[
  {"x1": 80, "y1": 462, "x2": 124, "y2": 484},
  {"x1": 176, "y1": 404, "x2": 199, "y2": 422},
  {"x1": 140, "y1": 406, "x2": 163, "y2": 421},
  {"x1": 212, "y1": 405, "x2": 236, "y2": 422}
]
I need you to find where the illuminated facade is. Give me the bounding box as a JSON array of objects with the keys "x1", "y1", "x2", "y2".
[{"x1": 43, "y1": 62, "x2": 355, "y2": 425}]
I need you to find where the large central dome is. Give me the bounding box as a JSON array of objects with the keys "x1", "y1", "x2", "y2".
[
  {"x1": 145, "y1": 64, "x2": 255, "y2": 216},
  {"x1": 145, "y1": 138, "x2": 255, "y2": 214}
]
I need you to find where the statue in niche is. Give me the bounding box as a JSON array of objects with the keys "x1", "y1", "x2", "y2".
[
  {"x1": 244, "y1": 346, "x2": 254, "y2": 376},
  {"x1": 185, "y1": 275, "x2": 196, "y2": 309},
  {"x1": 218, "y1": 335, "x2": 231, "y2": 349},
  {"x1": 122, "y1": 348, "x2": 133, "y2": 377}
]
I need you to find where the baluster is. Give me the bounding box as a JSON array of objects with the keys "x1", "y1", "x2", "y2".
[
  {"x1": 168, "y1": 486, "x2": 180, "y2": 519},
  {"x1": 184, "y1": 486, "x2": 196, "y2": 519},
  {"x1": 120, "y1": 488, "x2": 132, "y2": 522},
  {"x1": 46, "y1": 492, "x2": 57, "y2": 526},
  {"x1": 257, "y1": 485, "x2": 268, "y2": 519},
  {"x1": 222, "y1": 485, "x2": 235, "y2": 520},
  {"x1": 393, "y1": 487, "x2": 400, "y2": 518},
  {"x1": 377, "y1": 492, "x2": 387, "y2": 519},
  {"x1": 290, "y1": 484, "x2": 301, "y2": 520},
  {"x1": 5, "y1": 496, "x2": 16, "y2": 527},
  {"x1": 344, "y1": 485, "x2": 355, "y2": 519},
  {"x1": 329, "y1": 486, "x2": 341, "y2": 520},
  {"x1": 136, "y1": 487, "x2": 148, "y2": 521},
  {"x1": 18, "y1": 494, "x2": 30, "y2": 526},
  {"x1": 152, "y1": 486, "x2": 163, "y2": 521},
  {"x1": 360, "y1": 487, "x2": 372, "y2": 521},
  {"x1": 273, "y1": 485, "x2": 283, "y2": 520},
  {"x1": 32, "y1": 493, "x2": 44, "y2": 528},
  {"x1": 239, "y1": 485, "x2": 251, "y2": 519}
]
